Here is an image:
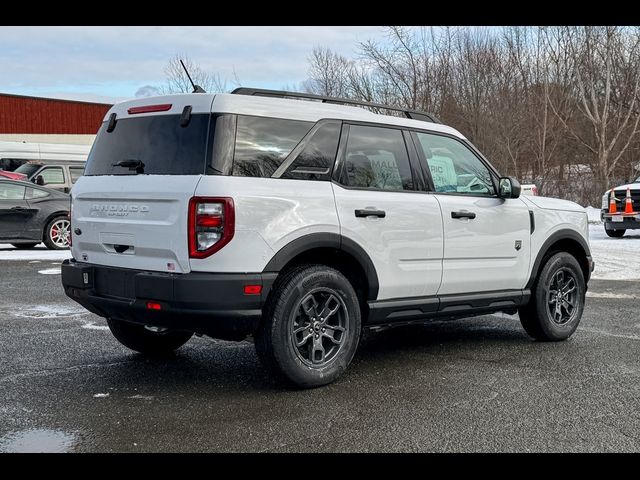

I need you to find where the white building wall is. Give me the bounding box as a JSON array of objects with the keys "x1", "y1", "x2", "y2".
[{"x1": 0, "y1": 134, "x2": 96, "y2": 145}]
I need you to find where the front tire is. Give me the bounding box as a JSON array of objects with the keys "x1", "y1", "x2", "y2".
[
  {"x1": 44, "y1": 216, "x2": 71, "y2": 250},
  {"x1": 519, "y1": 252, "x2": 585, "y2": 341},
  {"x1": 605, "y1": 227, "x2": 625, "y2": 238},
  {"x1": 107, "y1": 318, "x2": 193, "y2": 355},
  {"x1": 255, "y1": 265, "x2": 362, "y2": 388}
]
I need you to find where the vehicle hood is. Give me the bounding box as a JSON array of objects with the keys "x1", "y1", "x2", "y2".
[
  {"x1": 523, "y1": 195, "x2": 586, "y2": 213},
  {"x1": 611, "y1": 182, "x2": 640, "y2": 192}
]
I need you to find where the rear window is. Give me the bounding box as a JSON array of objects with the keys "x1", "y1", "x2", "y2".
[{"x1": 85, "y1": 114, "x2": 210, "y2": 176}]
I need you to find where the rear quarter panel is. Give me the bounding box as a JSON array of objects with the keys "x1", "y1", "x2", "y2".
[
  {"x1": 24, "y1": 195, "x2": 69, "y2": 240},
  {"x1": 192, "y1": 176, "x2": 338, "y2": 273}
]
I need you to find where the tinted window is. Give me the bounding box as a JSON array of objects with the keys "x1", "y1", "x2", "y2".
[
  {"x1": 232, "y1": 116, "x2": 313, "y2": 178},
  {"x1": 340, "y1": 125, "x2": 413, "y2": 191},
  {"x1": 26, "y1": 187, "x2": 49, "y2": 199},
  {"x1": 281, "y1": 121, "x2": 341, "y2": 181},
  {"x1": 415, "y1": 132, "x2": 495, "y2": 195},
  {"x1": 69, "y1": 167, "x2": 84, "y2": 183},
  {"x1": 85, "y1": 114, "x2": 210, "y2": 176},
  {"x1": 0, "y1": 183, "x2": 26, "y2": 200},
  {"x1": 40, "y1": 167, "x2": 65, "y2": 184}
]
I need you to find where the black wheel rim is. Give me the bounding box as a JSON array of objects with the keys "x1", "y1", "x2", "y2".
[
  {"x1": 290, "y1": 288, "x2": 348, "y2": 368},
  {"x1": 547, "y1": 268, "x2": 579, "y2": 325}
]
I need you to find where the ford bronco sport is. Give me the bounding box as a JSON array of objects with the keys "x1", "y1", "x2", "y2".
[{"x1": 61, "y1": 88, "x2": 593, "y2": 388}]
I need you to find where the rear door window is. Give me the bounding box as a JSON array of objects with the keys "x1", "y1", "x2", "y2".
[
  {"x1": 26, "y1": 187, "x2": 50, "y2": 200},
  {"x1": 338, "y1": 125, "x2": 414, "y2": 191},
  {"x1": 69, "y1": 166, "x2": 84, "y2": 183},
  {"x1": 85, "y1": 114, "x2": 210, "y2": 176},
  {"x1": 279, "y1": 121, "x2": 341, "y2": 181}
]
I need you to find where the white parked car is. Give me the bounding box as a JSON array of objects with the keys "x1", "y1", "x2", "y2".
[
  {"x1": 521, "y1": 184, "x2": 538, "y2": 196},
  {"x1": 62, "y1": 88, "x2": 593, "y2": 388}
]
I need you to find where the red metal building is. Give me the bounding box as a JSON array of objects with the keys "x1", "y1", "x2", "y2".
[{"x1": 0, "y1": 93, "x2": 112, "y2": 135}]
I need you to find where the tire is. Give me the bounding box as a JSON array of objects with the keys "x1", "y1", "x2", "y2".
[
  {"x1": 107, "y1": 318, "x2": 193, "y2": 356},
  {"x1": 518, "y1": 252, "x2": 586, "y2": 341},
  {"x1": 255, "y1": 265, "x2": 362, "y2": 388},
  {"x1": 11, "y1": 243, "x2": 38, "y2": 249},
  {"x1": 43, "y1": 216, "x2": 71, "y2": 250},
  {"x1": 605, "y1": 227, "x2": 625, "y2": 238}
]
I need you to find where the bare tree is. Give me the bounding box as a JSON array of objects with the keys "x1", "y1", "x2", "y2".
[
  {"x1": 546, "y1": 27, "x2": 640, "y2": 191},
  {"x1": 304, "y1": 47, "x2": 353, "y2": 97},
  {"x1": 161, "y1": 55, "x2": 227, "y2": 94},
  {"x1": 304, "y1": 26, "x2": 640, "y2": 205}
]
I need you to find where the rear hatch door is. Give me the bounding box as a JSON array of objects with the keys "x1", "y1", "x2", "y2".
[{"x1": 71, "y1": 95, "x2": 214, "y2": 273}]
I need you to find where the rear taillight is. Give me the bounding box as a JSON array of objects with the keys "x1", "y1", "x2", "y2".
[
  {"x1": 188, "y1": 197, "x2": 235, "y2": 259},
  {"x1": 532, "y1": 186, "x2": 539, "y2": 196}
]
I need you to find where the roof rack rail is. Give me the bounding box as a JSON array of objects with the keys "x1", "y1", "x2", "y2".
[{"x1": 231, "y1": 87, "x2": 441, "y2": 124}]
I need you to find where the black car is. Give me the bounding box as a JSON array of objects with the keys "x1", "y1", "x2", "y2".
[{"x1": 0, "y1": 179, "x2": 71, "y2": 250}]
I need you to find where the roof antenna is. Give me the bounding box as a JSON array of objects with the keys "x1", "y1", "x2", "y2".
[{"x1": 180, "y1": 59, "x2": 206, "y2": 93}]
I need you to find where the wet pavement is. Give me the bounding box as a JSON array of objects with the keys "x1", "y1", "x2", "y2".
[{"x1": 1, "y1": 260, "x2": 639, "y2": 452}]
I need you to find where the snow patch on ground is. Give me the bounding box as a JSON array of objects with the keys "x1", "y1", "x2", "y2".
[
  {"x1": 93, "y1": 393, "x2": 110, "y2": 398},
  {"x1": 589, "y1": 224, "x2": 640, "y2": 281},
  {"x1": 586, "y1": 291, "x2": 639, "y2": 299},
  {"x1": 585, "y1": 206, "x2": 602, "y2": 224},
  {"x1": 81, "y1": 322, "x2": 109, "y2": 331},
  {"x1": 0, "y1": 244, "x2": 71, "y2": 261},
  {"x1": 11, "y1": 304, "x2": 88, "y2": 319},
  {"x1": 128, "y1": 395, "x2": 154, "y2": 401},
  {"x1": 37, "y1": 268, "x2": 61, "y2": 275}
]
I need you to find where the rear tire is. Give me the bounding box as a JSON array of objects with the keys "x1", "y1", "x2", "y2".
[
  {"x1": 605, "y1": 227, "x2": 625, "y2": 238},
  {"x1": 107, "y1": 318, "x2": 193, "y2": 356},
  {"x1": 518, "y1": 252, "x2": 585, "y2": 341},
  {"x1": 255, "y1": 265, "x2": 361, "y2": 388},
  {"x1": 11, "y1": 243, "x2": 38, "y2": 249},
  {"x1": 43, "y1": 216, "x2": 71, "y2": 250}
]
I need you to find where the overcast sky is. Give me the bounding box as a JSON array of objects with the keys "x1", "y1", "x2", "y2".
[{"x1": 0, "y1": 26, "x2": 388, "y2": 103}]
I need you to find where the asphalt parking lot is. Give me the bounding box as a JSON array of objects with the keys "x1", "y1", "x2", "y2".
[{"x1": 1, "y1": 255, "x2": 639, "y2": 452}]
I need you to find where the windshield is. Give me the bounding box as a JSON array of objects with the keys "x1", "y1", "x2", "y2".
[
  {"x1": 85, "y1": 114, "x2": 210, "y2": 176},
  {"x1": 14, "y1": 163, "x2": 42, "y2": 178}
]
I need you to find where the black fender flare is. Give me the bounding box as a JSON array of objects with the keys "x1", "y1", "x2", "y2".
[
  {"x1": 263, "y1": 233, "x2": 379, "y2": 300},
  {"x1": 526, "y1": 229, "x2": 592, "y2": 289}
]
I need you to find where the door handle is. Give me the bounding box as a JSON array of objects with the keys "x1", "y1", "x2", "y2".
[
  {"x1": 11, "y1": 206, "x2": 27, "y2": 211},
  {"x1": 355, "y1": 209, "x2": 386, "y2": 218},
  {"x1": 451, "y1": 210, "x2": 476, "y2": 219}
]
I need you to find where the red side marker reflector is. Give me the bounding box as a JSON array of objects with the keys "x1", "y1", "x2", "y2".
[
  {"x1": 128, "y1": 104, "x2": 172, "y2": 115},
  {"x1": 243, "y1": 285, "x2": 262, "y2": 295},
  {"x1": 146, "y1": 302, "x2": 162, "y2": 311}
]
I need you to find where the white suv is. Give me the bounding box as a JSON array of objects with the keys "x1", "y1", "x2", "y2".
[{"x1": 61, "y1": 88, "x2": 593, "y2": 388}]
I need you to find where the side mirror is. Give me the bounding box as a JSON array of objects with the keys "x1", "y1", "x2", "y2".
[
  {"x1": 498, "y1": 176, "x2": 521, "y2": 199},
  {"x1": 35, "y1": 175, "x2": 45, "y2": 186}
]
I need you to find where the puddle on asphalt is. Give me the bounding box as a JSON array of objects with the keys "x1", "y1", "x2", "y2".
[{"x1": 0, "y1": 429, "x2": 77, "y2": 453}]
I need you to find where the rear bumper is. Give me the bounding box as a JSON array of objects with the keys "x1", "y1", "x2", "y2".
[{"x1": 61, "y1": 259, "x2": 276, "y2": 340}]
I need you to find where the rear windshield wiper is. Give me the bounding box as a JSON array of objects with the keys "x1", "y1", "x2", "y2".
[{"x1": 112, "y1": 159, "x2": 145, "y2": 174}]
